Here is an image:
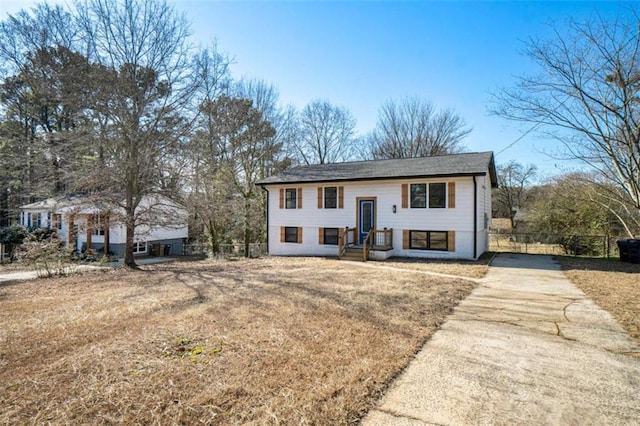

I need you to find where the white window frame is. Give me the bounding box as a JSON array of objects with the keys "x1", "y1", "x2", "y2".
[
  {"x1": 133, "y1": 241, "x2": 147, "y2": 254},
  {"x1": 410, "y1": 182, "x2": 448, "y2": 209},
  {"x1": 93, "y1": 215, "x2": 105, "y2": 235}
]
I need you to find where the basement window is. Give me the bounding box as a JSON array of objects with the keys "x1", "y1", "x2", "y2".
[{"x1": 409, "y1": 231, "x2": 448, "y2": 251}]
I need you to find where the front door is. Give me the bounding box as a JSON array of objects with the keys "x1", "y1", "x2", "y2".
[{"x1": 358, "y1": 199, "x2": 375, "y2": 244}]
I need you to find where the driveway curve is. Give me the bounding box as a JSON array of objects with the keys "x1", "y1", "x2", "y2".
[{"x1": 363, "y1": 253, "x2": 640, "y2": 425}]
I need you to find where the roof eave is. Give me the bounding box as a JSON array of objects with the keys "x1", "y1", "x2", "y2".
[{"x1": 259, "y1": 171, "x2": 489, "y2": 186}]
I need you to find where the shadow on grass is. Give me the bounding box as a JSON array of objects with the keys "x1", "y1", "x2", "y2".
[{"x1": 156, "y1": 263, "x2": 476, "y2": 342}]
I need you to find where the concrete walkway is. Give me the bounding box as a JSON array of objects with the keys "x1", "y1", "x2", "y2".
[{"x1": 363, "y1": 253, "x2": 640, "y2": 425}]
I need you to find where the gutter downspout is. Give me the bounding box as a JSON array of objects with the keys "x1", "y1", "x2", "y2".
[
  {"x1": 473, "y1": 176, "x2": 478, "y2": 259},
  {"x1": 261, "y1": 185, "x2": 269, "y2": 255}
]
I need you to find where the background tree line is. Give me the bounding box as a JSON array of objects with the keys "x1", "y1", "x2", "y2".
[
  {"x1": 493, "y1": 161, "x2": 634, "y2": 238},
  {"x1": 2, "y1": 0, "x2": 638, "y2": 265}
]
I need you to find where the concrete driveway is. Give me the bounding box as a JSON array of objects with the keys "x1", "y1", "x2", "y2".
[{"x1": 363, "y1": 253, "x2": 640, "y2": 425}]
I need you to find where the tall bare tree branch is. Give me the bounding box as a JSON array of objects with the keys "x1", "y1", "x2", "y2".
[
  {"x1": 367, "y1": 96, "x2": 470, "y2": 159},
  {"x1": 492, "y1": 7, "x2": 640, "y2": 234}
]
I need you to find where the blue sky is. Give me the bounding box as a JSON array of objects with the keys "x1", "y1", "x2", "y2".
[{"x1": 1, "y1": 1, "x2": 626, "y2": 178}]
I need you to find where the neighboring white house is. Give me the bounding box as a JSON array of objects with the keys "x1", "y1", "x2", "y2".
[
  {"x1": 257, "y1": 152, "x2": 497, "y2": 260},
  {"x1": 19, "y1": 194, "x2": 188, "y2": 257}
]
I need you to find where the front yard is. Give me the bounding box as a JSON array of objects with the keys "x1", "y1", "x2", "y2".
[
  {"x1": 559, "y1": 257, "x2": 640, "y2": 344},
  {"x1": 0, "y1": 257, "x2": 479, "y2": 424}
]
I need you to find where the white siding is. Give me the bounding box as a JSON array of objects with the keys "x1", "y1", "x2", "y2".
[
  {"x1": 21, "y1": 209, "x2": 50, "y2": 228},
  {"x1": 266, "y1": 175, "x2": 489, "y2": 260},
  {"x1": 475, "y1": 175, "x2": 491, "y2": 256}
]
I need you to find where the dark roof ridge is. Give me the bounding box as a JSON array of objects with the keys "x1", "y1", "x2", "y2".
[
  {"x1": 286, "y1": 151, "x2": 494, "y2": 168},
  {"x1": 258, "y1": 151, "x2": 497, "y2": 187}
]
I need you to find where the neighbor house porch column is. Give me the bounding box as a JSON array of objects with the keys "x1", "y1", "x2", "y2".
[
  {"x1": 103, "y1": 213, "x2": 110, "y2": 256},
  {"x1": 86, "y1": 214, "x2": 93, "y2": 252},
  {"x1": 68, "y1": 214, "x2": 75, "y2": 248},
  {"x1": 52, "y1": 213, "x2": 58, "y2": 238}
]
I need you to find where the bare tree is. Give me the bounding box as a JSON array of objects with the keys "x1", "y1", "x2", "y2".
[
  {"x1": 233, "y1": 79, "x2": 293, "y2": 245},
  {"x1": 234, "y1": 79, "x2": 294, "y2": 176},
  {"x1": 292, "y1": 100, "x2": 356, "y2": 165},
  {"x1": 76, "y1": 0, "x2": 194, "y2": 267},
  {"x1": 492, "y1": 8, "x2": 640, "y2": 236},
  {"x1": 494, "y1": 161, "x2": 537, "y2": 229},
  {"x1": 367, "y1": 96, "x2": 470, "y2": 159},
  {"x1": 185, "y1": 43, "x2": 233, "y2": 254},
  {"x1": 201, "y1": 95, "x2": 276, "y2": 255}
]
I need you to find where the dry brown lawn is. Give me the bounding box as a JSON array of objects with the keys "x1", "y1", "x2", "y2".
[
  {"x1": 381, "y1": 256, "x2": 491, "y2": 279},
  {"x1": 559, "y1": 257, "x2": 640, "y2": 342},
  {"x1": 0, "y1": 257, "x2": 477, "y2": 425}
]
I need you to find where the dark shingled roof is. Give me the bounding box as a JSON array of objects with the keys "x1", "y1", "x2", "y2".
[{"x1": 258, "y1": 151, "x2": 497, "y2": 187}]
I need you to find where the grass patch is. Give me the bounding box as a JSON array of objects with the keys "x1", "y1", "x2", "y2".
[
  {"x1": 380, "y1": 254, "x2": 491, "y2": 279},
  {"x1": 558, "y1": 256, "x2": 640, "y2": 343},
  {"x1": 0, "y1": 256, "x2": 476, "y2": 424}
]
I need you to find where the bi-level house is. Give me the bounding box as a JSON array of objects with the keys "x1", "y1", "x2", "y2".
[
  {"x1": 19, "y1": 194, "x2": 188, "y2": 257},
  {"x1": 258, "y1": 152, "x2": 497, "y2": 260}
]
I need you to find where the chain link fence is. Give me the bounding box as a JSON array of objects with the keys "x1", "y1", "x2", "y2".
[{"x1": 489, "y1": 232, "x2": 623, "y2": 258}]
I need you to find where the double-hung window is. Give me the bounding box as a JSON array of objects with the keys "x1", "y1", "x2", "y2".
[
  {"x1": 410, "y1": 184, "x2": 426, "y2": 208},
  {"x1": 94, "y1": 215, "x2": 105, "y2": 235},
  {"x1": 323, "y1": 228, "x2": 339, "y2": 245},
  {"x1": 285, "y1": 188, "x2": 297, "y2": 209},
  {"x1": 133, "y1": 241, "x2": 147, "y2": 254},
  {"x1": 428, "y1": 183, "x2": 446, "y2": 208},
  {"x1": 284, "y1": 227, "x2": 298, "y2": 243},
  {"x1": 410, "y1": 182, "x2": 447, "y2": 208},
  {"x1": 324, "y1": 187, "x2": 337, "y2": 209}
]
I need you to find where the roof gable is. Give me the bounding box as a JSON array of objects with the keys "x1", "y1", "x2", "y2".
[{"x1": 258, "y1": 151, "x2": 497, "y2": 187}]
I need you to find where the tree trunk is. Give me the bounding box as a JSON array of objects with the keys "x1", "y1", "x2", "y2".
[
  {"x1": 207, "y1": 218, "x2": 218, "y2": 257},
  {"x1": 0, "y1": 187, "x2": 8, "y2": 227},
  {"x1": 244, "y1": 197, "x2": 251, "y2": 257},
  {"x1": 123, "y1": 206, "x2": 137, "y2": 268}
]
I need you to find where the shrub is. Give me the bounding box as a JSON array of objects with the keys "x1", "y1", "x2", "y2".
[
  {"x1": 16, "y1": 236, "x2": 74, "y2": 278},
  {"x1": 0, "y1": 225, "x2": 28, "y2": 245}
]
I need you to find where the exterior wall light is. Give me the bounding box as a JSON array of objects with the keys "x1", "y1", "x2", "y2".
[{"x1": 392, "y1": 205, "x2": 397, "y2": 213}]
